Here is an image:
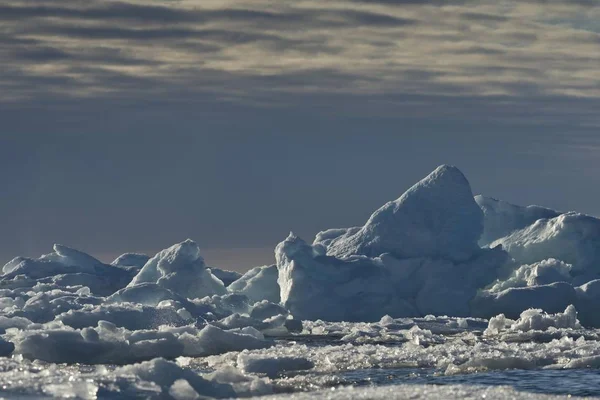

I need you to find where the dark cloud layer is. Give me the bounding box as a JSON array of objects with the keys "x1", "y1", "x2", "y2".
[{"x1": 1, "y1": 0, "x2": 599, "y2": 268}]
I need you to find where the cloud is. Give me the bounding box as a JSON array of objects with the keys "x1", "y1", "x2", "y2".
[{"x1": 0, "y1": 0, "x2": 598, "y2": 127}]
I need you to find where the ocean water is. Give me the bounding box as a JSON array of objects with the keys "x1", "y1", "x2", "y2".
[{"x1": 340, "y1": 366, "x2": 600, "y2": 397}]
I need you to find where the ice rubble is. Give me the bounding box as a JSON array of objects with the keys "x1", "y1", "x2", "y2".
[{"x1": 0, "y1": 240, "x2": 297, "y2": 367}]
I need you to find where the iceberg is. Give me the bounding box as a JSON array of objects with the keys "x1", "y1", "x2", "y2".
[
  {"x1": 127, "y1": 240, "x2": 227, "y2": 299},
  {"x1": 276, "y1": 165, "x2": 510, "y2": 321}
]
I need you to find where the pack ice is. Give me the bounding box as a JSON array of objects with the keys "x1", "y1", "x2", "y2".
[{"x1": 2, "y1": 164, "x2": 600, "y2": 398}]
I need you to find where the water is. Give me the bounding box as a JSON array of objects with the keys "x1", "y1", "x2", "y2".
[{"x1": 340, "y1": 367, "x2": 600, "y2": 397}]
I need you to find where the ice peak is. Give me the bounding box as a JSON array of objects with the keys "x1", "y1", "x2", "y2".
[{"x1": 327, "y1": 165, "x2": 483, "y2": 261}]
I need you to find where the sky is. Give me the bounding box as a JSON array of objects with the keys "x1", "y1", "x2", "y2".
[{"x1": 1, "y1": 0, "x2": 599, "y2": 271}]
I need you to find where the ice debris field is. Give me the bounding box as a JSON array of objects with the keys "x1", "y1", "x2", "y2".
[{"x1": 4, "y1": 165, "x2": 600, "y2": 398}]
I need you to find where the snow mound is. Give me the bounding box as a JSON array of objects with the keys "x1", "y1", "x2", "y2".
[
  {"x1": 229, "y1": 265, "x2": 280, "y2": 304},
  {"x1": 327, "y1": 165, "x2": 483, "y2": 262},
  {"x1": 475, "y1": 195, "x2": 560, "y2": 246},
  {"x1": 491, "y1": 212, "x2": 600, "y2": 275},
  {"x1": 127, "y1": 240, "x2": 226, "y2": 299}
]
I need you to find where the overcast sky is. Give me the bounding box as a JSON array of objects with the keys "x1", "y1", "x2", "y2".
[{"x1": 1, "y1": 0, "x2": 599, "y2": 271}]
